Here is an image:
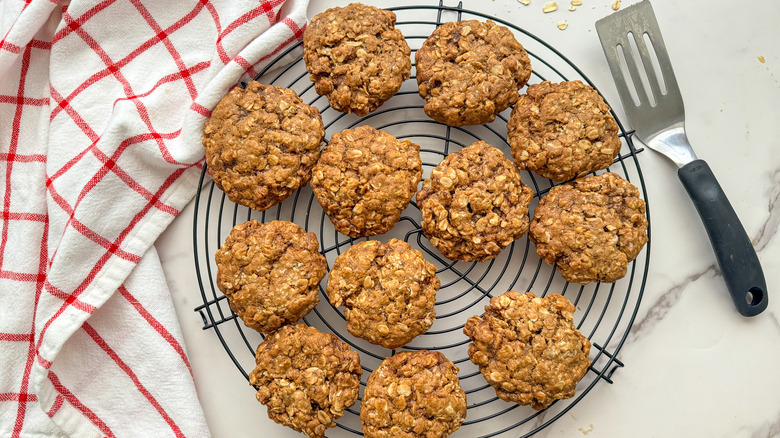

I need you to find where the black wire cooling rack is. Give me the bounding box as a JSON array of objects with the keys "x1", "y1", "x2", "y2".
[{"x1": 193, "y1": 2, "x2": 651, "y2": 437}]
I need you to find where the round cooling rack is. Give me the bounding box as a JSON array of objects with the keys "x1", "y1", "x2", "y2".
[{"x1": 193, "y1": 3, "x2": 651, "y2": 437}]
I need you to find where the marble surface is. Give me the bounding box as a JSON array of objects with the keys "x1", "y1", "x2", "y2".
[{"x1": 155, "y1": 0, "x2": 780, "y2": 437}]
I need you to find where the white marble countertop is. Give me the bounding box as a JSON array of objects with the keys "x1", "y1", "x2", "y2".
[{"x1": 156, "y1": 1, "x2": 780, "y2": 436}]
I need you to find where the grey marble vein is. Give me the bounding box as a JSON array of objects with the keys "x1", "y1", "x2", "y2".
[
  {"x1": 769, "y1": 312, "x2": 780, "y2": 336},
  {"x1": 752, "y1": 169, "x2": 780, "y2": 252},
  {"x1": 748, "y1": 410, "x2": 780, "y2": 438},
  {"x1": 626, "y1": 265, "x2": 718, "y2": 344},
  {"x1": 527, "y1": 408, "x2": 550, "y2": 437}
]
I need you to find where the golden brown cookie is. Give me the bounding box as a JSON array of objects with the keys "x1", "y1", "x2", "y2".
[
  {"x1": 303, "y1": 3, "x2": 411, "y2": 116},
  {"x1": 529, "y1": 172, "x2": 648, "y2": 284},
  {"x1": 417, "y1": 141, "x2": 534, "y2": 262},
  {"x1": 249, "y1": 324, "x2": 362, "y2": 438},
  {"x1": 507, "y1": 80, "x2": 621, "y2": 181},
  {"x1": 415, "y1": 20, "x2": 532, "y2": 126},
  {"x1": 203, "y1": 81, "x2": 324, "y2": 211},
  {"x1": 327, "y1": 239, "x2": 439, "y2": 349},
  {"x1": 464, "y1": 291, "x2": 591, "y2": 410},
  {"x1": 311, "y1": 125, "x2": 422, "y2": 238},
  {"x1": 360, "y1": 350, "x2": 467, "y2": 438},
  {"x1": 215, "y1": 220, "x2": 327, "y2": 334}
]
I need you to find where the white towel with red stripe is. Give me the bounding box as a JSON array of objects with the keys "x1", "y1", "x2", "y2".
[{"x1": 0, "y1": 0, "x2": 308, "y2": 436}]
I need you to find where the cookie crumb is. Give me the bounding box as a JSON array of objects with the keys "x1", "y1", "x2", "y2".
[
  {"x1": 569, "y1": 5, "x2": 576, "y2": 11},
  {"x1": 612, "y1": 0, "x2": 621, "y2": 10},
  {"x1": 557, "y1": 20, "x2": 568, "y2": 29},
  {"x1": 571, "y1": 0, "x2": 582, "y2": 5},
  {"x1": 543, "y1": 1, "x2": 558, "y2": 12},
  {"x1": 758, "y1": 55, "x2": 766, "y2": 63},
  {"x1": 518, "y1": 0, "x2": 531, "y2": 4}
]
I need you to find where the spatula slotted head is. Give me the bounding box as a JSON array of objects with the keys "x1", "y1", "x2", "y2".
[{"x1": 595, "y1": 1, "x2": 685, "y2": 144}]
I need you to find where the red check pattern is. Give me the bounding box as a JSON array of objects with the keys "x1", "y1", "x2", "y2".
[{"x1": 0, "y1": 0, "x2": 309, "y2": 436}]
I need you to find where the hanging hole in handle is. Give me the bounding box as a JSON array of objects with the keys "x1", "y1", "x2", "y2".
[{"x1": 746, "y1": 287, "x2": 764, "y2": 306}]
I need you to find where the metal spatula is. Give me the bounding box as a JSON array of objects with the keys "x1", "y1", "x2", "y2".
[{"x1": 595, "y1": 0, "x2": 768, "y2": 317}]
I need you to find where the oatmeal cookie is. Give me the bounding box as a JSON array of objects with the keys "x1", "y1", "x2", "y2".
[
  {"x1": 215, "y1": 220, "x2": 327, "y2": 334},
  {"x1": 529, "y1": 172, "x2": 648, "y2": 284},
  {"x1": 249, "y1": 324, "x2": 362, "y2": 438},
  {"x1": 417, "y1": 141, "x2": 534, "y2": 262},
  {"x1": 311, "y1": 126, "x2": 422, "y2": 238},
  {"x1": 327, "y1": 239, "x2": 440, "y2": 349},
  {"x1": 507, "y1": 80, "x2": 621, "y2": 181},
  {"x1": 361, "y1": 351, "x2": 467, "y2": 438},
  {"x1": 464, "y1": 291, "x2": 591, "y2": 410},
  {"x1": 415, "y1": 20, "x2": 532, "y2": 126},
  {"x1": 203, "y1": 81, "x2": 324, "y2": 211},
  {"x1": 303, "y1": 3, "x2": 411, "y2": 116}
]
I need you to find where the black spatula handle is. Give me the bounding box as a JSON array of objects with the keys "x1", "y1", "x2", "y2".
[{"x1": 678, "y1": 159, "x2": 768, "y2": 317}]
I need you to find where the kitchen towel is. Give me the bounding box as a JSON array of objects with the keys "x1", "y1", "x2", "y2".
[{"x1": 0, "y1": 0, "x2": 309, "y2": 436}]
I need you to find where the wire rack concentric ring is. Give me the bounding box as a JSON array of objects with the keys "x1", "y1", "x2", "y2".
[{"x1": 193, "y1": 3, "x2": 651, "y2": 437}]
